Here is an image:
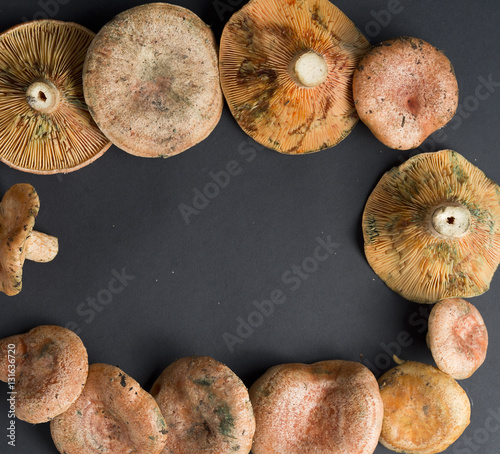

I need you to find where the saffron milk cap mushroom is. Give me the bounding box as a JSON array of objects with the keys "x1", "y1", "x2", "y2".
[
  {"x1": 362, "y1": 150, "x2": 500, "y2": 303},
  {"x1": 219, "y1": 0, "x2": 371, "y2": 154},
  {"x1": 353, "y1": 37, "x2": 459, "y2": 150},
  {"x1": 50, "y1": 363, "x2": 168, "y2": 454},
  {"x1": 427, "y1": 298, "x2": 488, "y2": 379},
  {"x1": 249, "y1": 360, "x2": 383, "y2": 454},
  {"x1": 150, "y1": 356, "x2": 255, "y2": 454},
  {"x1": 83, "y1": 3, "x2": 223, "y2": 158},
  {"x1": 0, "y1": 20, "x2": 111, "y2": 173},
  {"x1": 0, "y1": 325, "x2": 88, "y2": 424},
  {"x1": 0, "y1": 184, "x2": 58, "y2": 296}
]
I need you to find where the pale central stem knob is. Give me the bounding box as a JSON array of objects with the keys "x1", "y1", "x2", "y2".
[
  {"x1": 430, "y1": 204, "x2": 471, "y2": 238},
  {"x1": 26, "y1": 79, "x2": 60, "y2": 114},
  {"x1": 291, "y1": 51, "x2": 328, "y2": 88}
]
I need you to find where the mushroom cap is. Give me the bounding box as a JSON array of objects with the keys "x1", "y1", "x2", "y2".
[
  {"x1": 150, "y1": 356, "x2": 255, "y2": 454},
  {"x1": 0, "y1": 184, "x2": 39, "y2": 295},
  {"x1": 50, "y1": 363, "x2": 168, "y2": 454},
  {"x1": 0, "y1": 325, "x2": 88, "y2": 424},
  {"x1": 219, "y1": 0, "x2": 370, "y2": 154},
  {"x1": 427, "y1": 298, "x2": 488, "y2": 379},
  {"x1": 83, "y1": 3, "x2": 223, "y2": 158},
  {"x1": 378, "y1": 360, "x2": 471, "y2": 454},
  {"x1": 362, "y1": 149, "x2": 500, "y2": 303},
  {"x1": 249, "y1": 360, "x2": 383, "y2": 454},
  {"x1": 0, "y1": 20, "x2": 111, "y2": 174},
  {"x1": 353, "y1": 36, "x2": 458, "y2": 150}
]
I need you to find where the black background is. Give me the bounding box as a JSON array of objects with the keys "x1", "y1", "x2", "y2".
[{"x1": 1, "y1": 0, "x2": 500, "y2": 453}]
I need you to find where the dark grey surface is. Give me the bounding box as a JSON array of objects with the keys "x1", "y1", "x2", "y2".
[{"x1": 0, "y1": 0, "x2": 499, "y2": 452}]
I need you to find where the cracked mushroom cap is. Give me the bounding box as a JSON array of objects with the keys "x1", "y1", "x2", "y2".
[
  {"x1": 83, "y1": 3, "x2": 223, "y2": 158},
  {"x1": 0, "y1": 325, "x2": 88, "y2": 424},
  {"x1": 0, "y1": 20, "x2": 111, "y2": 174},
  {"x1": 353, "y1": 36, "x2": 459, "y2": 150},
  {"x1": 150, "y1": 356, "x2": 255, "y2": 454},
  {"x1": 378, "y1": 360, "x2": 471, "y2": 454},
  {"x1": 427, "y1": 298, "x2": 488, "y2": 379},
  {"x1": 249, "y1": 360, "x2": 383, "y2": 454},
  {"x1": 51, "y1": 363, "x2": 168, "y2": 454},
  {"x1": 363, "y1": 149, "x2": 500, "y2": 303},
  {"x1": 219, "y1": 0, "x2": 370, "y2": 154}
]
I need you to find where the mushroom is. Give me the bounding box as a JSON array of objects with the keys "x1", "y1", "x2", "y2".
[
  {"x1": 83, "y1": 3, "x2": 223, "y2": 158},
  {"x1": 0, "y1": 325, "x2": 88, "y2": 424},
  {"x1": 427, "y1": 298, "x2": 488, "y2": 379},
  {"x1": 0, "y1": 20, "x2": 111, "y2": 174},
  {"x1": 219, "y1": 0, "x2": 371, "y2": 154},
  {"x1": 150, "y1": 356, "x2": 255, "y2": 454},
  {"x1": 51, "y1": 363, "x2": 168, "y2": 454},
  {"x1": 378, "y1": 359, "x2": 471, "y2": 454},
  {"x1": 249, "y1": 360, "x2": 383, "y2": 454},
  {"x1": 352, "y1": 36, "x2": 459, "y2": 150},
  {"x1": 0, "y1": 184, "x2": 58, "y2": 296},
  {"x1": 362, "y1": 149, "x2": 500, "y2": 303}
]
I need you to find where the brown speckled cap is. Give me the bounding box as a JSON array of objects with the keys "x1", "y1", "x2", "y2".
[
  {"x1": 83, "y1": 3, "x2": 223, "y2": 158},
  {"x1": 150, "y1": 356, "x2": 255, "y2": 454},
  {"x1": 219, "y1": 0, "x2": 370, "y2": 154},
  {"x1": 0, "y1": 325, "x2": 88, "y2": 424},
  {"x1": 0, "y1": 184, "x2": 58, "y2": 296},
  {"x1": 363, "y1": 150, "x2": 500, "y2": 303},
  {"x1": 353, "y1": 36, "x2": 459, "y2": 150},
  {"x1": 249, "y1": 360, "x2": 383, "y2": 454},
  {"x1": 51, "y1": 363, "x2": 168, "y2": 454},
  {"x1": 0, "y1": 20, "x2": 111, "y2": 174}
]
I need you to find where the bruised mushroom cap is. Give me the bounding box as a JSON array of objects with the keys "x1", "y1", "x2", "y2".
[
  {"x1": 427, "y1": 298, "x2": 488, "y2": 379},
  {"x1": 378, "y1": 360, "x2": 471, "y2": 454},
  {"x1": 249, "y1": 360, "x2": 383, "y2": 454},
  {"x1": 0, "y1": 184, "x2": 58, "y2": 296},
  {"x1": 83, "y1": 3, "x2": 223, "y2": 158},
  {"x1": 363, "y1": 149, "x2": 500, "y2": 303},
  {"x1": 0, "y1": 325, "x2": 88, "y2": 424},
  {"x1": 0, "y1": 20, "x2": 111, "y2": 174},
  {"x1": 353, "y1": 36, "x2": 459, "y2": 150},
  {"x1": 219, "y1": 0, "x2": 370, "y2": 154},
  {"x1": 150, "y1": 356, "x2": 255, "y2": 454},
  {"x1": 51, "y1": 363, "x2": 168, "y2": 454}
]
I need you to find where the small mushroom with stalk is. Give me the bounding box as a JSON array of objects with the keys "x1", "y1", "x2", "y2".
[
  {"x1": 427, "y1": 298, "x2": 488, "y2": 379},
  {"x1": 219, "y1": 0, "x2": 371, "y2": 154},
  {"x1": 362, "y1": 149, "x2": 500, "y2": 303},
  {"x1": 353, "y1": 37, "x2": 459, "y2": 150},
  {"x1": 249, "y1": 360, "x2": 383, "y2": 454},
  {"x1": 0, "y1": 325, "x2": 88, "y2": 423},
  {"x1": 51, "y1": 363, "x2": 168, "y2": 454},
  {"x1": 0, "y1": 20, "x2": 111, "y2": 174},
  {"x1": 0, "y1": 184, "x2": 58, "y2": 296},
  {"x1": 378, "y1": 358, "x2": 471, "y2": 454}
]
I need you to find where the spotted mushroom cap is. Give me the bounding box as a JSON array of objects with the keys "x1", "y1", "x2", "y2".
[
  {"x1": 249, "y1": 360, "x2": 383, "y2": 454},
  {"x1": 0, "y1": 20, "x2": 111, "y2": 174},
  {"x1": 0, "y1": 325, "x2": 88, "y2": 424},
  {"x1": 219, "y1": 0, "x2": 370, "y2": 154},
  {"x1": 0, "y1": 184, "x2": 39, "y2": 296},
  {"x1": 50, "y1": 363, "x2": 168, "y2": 454},
  {"x1": 363, "y1": 149, "x2": 500, "y2": 303},
  {"x1": 353, "y1": 36, "x2": 459, "y2": 150}
]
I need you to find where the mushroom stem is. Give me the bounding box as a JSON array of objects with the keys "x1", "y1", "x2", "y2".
[
  {"x1": 26, "y1": 79, "x2": 60, "y2": 114},
  {"x1": 429, "y1": 203, "x2": 471, "y2": 238},
  {"x1": 25, "y1": 231, "x2": 58, "y2": 263},
  {"x1": 289, "y1": 50, "x2": 328, "y2": 88}
]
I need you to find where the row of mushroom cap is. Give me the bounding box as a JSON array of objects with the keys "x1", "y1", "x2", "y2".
[{"x1": 0, "y1": 0, "x2": 460, "y2": 173}]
